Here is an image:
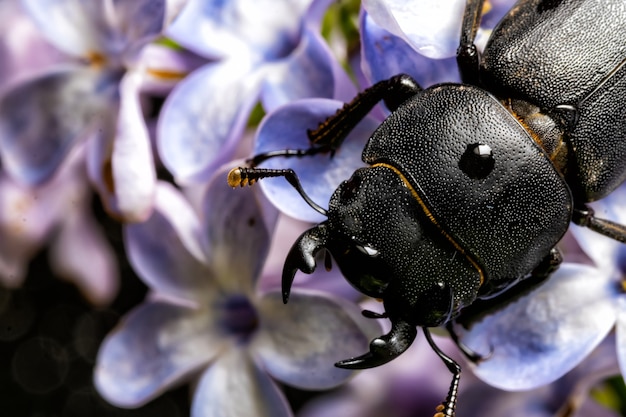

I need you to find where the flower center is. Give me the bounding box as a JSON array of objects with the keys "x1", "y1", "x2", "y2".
[{"x1": 219, "y1": 295, "x2": 259, "y2": 341}]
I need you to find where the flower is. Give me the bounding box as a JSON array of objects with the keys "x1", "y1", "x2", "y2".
[
  {"x1": 156, "y1": 0, "x2": 357, "y2": 185},
  {"x1": 0, "y1": 0, "x2": 180, "y2": 221},
  {"x1": 94, "y1": 166, "x2": 379, "y2": 415},
  {"x1": 0, "y1": 142, "x2": 118, "y2": 306}
]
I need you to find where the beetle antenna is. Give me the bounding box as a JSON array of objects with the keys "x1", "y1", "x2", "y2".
[
  {"x1": 424, "y1": 328, "x2": 460, "y2": 417},
  {"x1": 228, "y1": 167, "x2": 328, "y2": 216}
]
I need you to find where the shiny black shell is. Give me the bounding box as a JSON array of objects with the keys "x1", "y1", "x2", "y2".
[
  {"x1": 362, "y1": 84, "x2": 572, "y2": 295},
  {"x1": 481, "y1": 0, "x2": 626, "y2": 201}
]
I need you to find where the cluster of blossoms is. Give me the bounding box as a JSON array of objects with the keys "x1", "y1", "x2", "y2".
[{"x1": 1, "y1": 0, "x2": 625, "y2": 416}]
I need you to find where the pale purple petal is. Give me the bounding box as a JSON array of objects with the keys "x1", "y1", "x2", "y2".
[
  {"x1": 458, "y1": 264, "x2": 617, "y2": 390},
  {"x1": 0, "y1": 145, "x2": 88, "y2": 287},
  {"x1": 124, "y1": 182, "x2": 215, "y2": 301},
  {"x1": 22, "y1": 0, "x2": 165, "y2": 61},
  {"x1": 167, "y1": 0, "x2": 313, "y2": 61},
  {"x1": 202, "y1": 166, "x2": 277, "y2": 294},
  {"x1": 361, "y1": 11, "x2": 459, "y2": 87},
  {"x1": 22, "y1": 0, "x2": 110, "y2": 57},
  {"x1": 252, "y1": 290, "x2": 380, "y2": 390},
  {"x1": 137, "y1": 43, "x2": 207, "y2": 96},
  {"x1": 261, "y1": 26, "x2": 356, "y2": 111},
  {"x1": 50, "y1": 207, "x2": 119, "y2": 307},
  {"x1": 157, "y1": 59, "x2": 262, "y2": 184},
  {"x1": 191, "y1": 348, "x2": 292, "y2": 417},
  {"x1": 362, "y1": 0, "x2": 466, "y2": 59},
  {"x1": 105, "y1": 71, "x2": 156, "y2": 222},
  {"x1": 94, "y1": 300, "x2": 219, "y2": 407},
  {"x1": 0, "y1": 66, "x2": 120, "y2": 185},
  {"x1": 0, "y1": 0, "x2": 68, "y2": 90},
  {"x1": 254, "y1": 99, "x2": 377, "y2": 222},
  {"x1": 108, "y1": 0, "x2": 165, "y2": 56}
]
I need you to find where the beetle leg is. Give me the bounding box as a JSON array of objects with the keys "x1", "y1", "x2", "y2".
[
  {"x1": 457, "y1": 0, "x2": 485, "y2": 85},
  {"x1": 573, "y1": 205, "x2": 626, "y2": 243},
  {"x1": 282, "y1": 223, "x2": 330, "y2": 303},
  {"x1": 308, "y1": 74, "x2": 422, "y2": 150},
  {"x1": 445, "y1": 322, "x2": 491, "y2": 363},
  {"x1": 424, "y1": 328, "x2": 460, "y2": 417},
  {"x1": 335, "y1": 318, "x2": 416, "y2": 369}
]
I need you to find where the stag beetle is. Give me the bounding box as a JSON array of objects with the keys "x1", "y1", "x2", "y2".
[{"x1": 228, "y1": 0, "x2": 626, "y2": 415}]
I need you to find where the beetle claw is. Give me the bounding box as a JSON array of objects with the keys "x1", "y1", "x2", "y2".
[{"x1": 335, "y1": 319, "x2": 416, "y2": 369}]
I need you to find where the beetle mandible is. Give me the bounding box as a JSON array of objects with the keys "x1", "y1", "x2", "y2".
[{"x1": 228, "y1": 0, "x2": 626, "y2": 415}]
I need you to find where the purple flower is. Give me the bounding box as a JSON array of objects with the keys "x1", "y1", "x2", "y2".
[
  {"x1": 94, "y1": 166, "x2": 379, "y2": 415},
  {"x1": 0, "y1": 0, "x2": 178, "y2": 221},
  {"x1": 0, "y1": 143, "x2": 118, "y2": 306},
  {"x1": 157, "y1": 0, "x2": 357, "y2": 185}
]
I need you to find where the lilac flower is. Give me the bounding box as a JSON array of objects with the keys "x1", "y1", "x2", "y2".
[
  {"x1": 451, "y1": 185, "x2": 626, "y2": 391},
  {"x1": 0, "y1": 143, "x2": 118, "y2": 306},
  {"x1": 0, "y1": 0, "x2": 178, "y2": 222},
  {"x1": 157, "y1": 0, "x2": 357, "y2": 185},
  {"x1": 460, "y1": 336, "x2": 622, "y2": 417},
  {"x1": 94, "y1": 167, "x2": 379, "y2": 415}
]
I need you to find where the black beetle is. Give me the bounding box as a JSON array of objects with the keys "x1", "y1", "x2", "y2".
[{"x1": 228, "y1": 0, "x2": 626, "y2": 415}]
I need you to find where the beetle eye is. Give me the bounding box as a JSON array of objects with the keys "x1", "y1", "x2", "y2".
[{"x1": 458, "y1": 143, "x2": 495, "y2": 179}]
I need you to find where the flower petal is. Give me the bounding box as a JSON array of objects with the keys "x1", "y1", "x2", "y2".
[
  {"x1": 167, "y1": 0, "x2": 313, "y2": 61},
  {"x1": 50, "y1": 205, "x2": 119, "y2": 307},
  {"x1": 0, "y1": 66, "x2": 120, "y2": 185},
  {"x1": 202, "y1": 166, "x2": 277, "y2": 295},
  {"x1": 22, "y1": 0, "x2": 165, "y2": 60},
  {"x1": 22, "y1": 0, "x2": 109, "y2": 57},
  {"x1": 457, "y1": 263, "x2": 617, "y2": 390},
  {"x1": 94, "y1": 299, "x2": 219, "y2": 407},
  {"x1": 191, "y1": 348, "x2": 292, "y2": 417},
  {"x1": 362, "y1": 0, "x2": 466, "y2": 59},
  {"x1": 103, "y1": 71, "x2": 156, "y2": 222},
  {"x1": 254, "y1": 98, "x2": 377, "y2": 222},
  {"x1": 360, "y1": 11, "x2": 459, "y2": 87},
  {"x1": 157, "y1": 59, "x2": 262, "y2": 184},
  {"x1": 261, "y1": 26, "x2": 356, "y2": 111},
  {"x1": 108, "y1": 0, "x2": 166, "y2": 58},
  {"x1": 124, "y1": 182, "x2": 214, "y2": 301},
  {"x1": 252, "y1": 290, "x2": 380, "y2": 390}
]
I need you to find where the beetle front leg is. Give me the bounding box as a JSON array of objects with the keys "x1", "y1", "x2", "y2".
[
  {"x1": 573, "y1": 205, "x2": 626, "y2": 243},
  {"x1": 335, "y1": 318, "x2": 416, "y2": 369},
  {"x1": 246, "y1": 74, "x2": 423, "y2": 168}
]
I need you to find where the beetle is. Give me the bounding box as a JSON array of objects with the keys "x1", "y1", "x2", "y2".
[{"x1": 228, "y1": 0, "x2": 626, "y2": 415}]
